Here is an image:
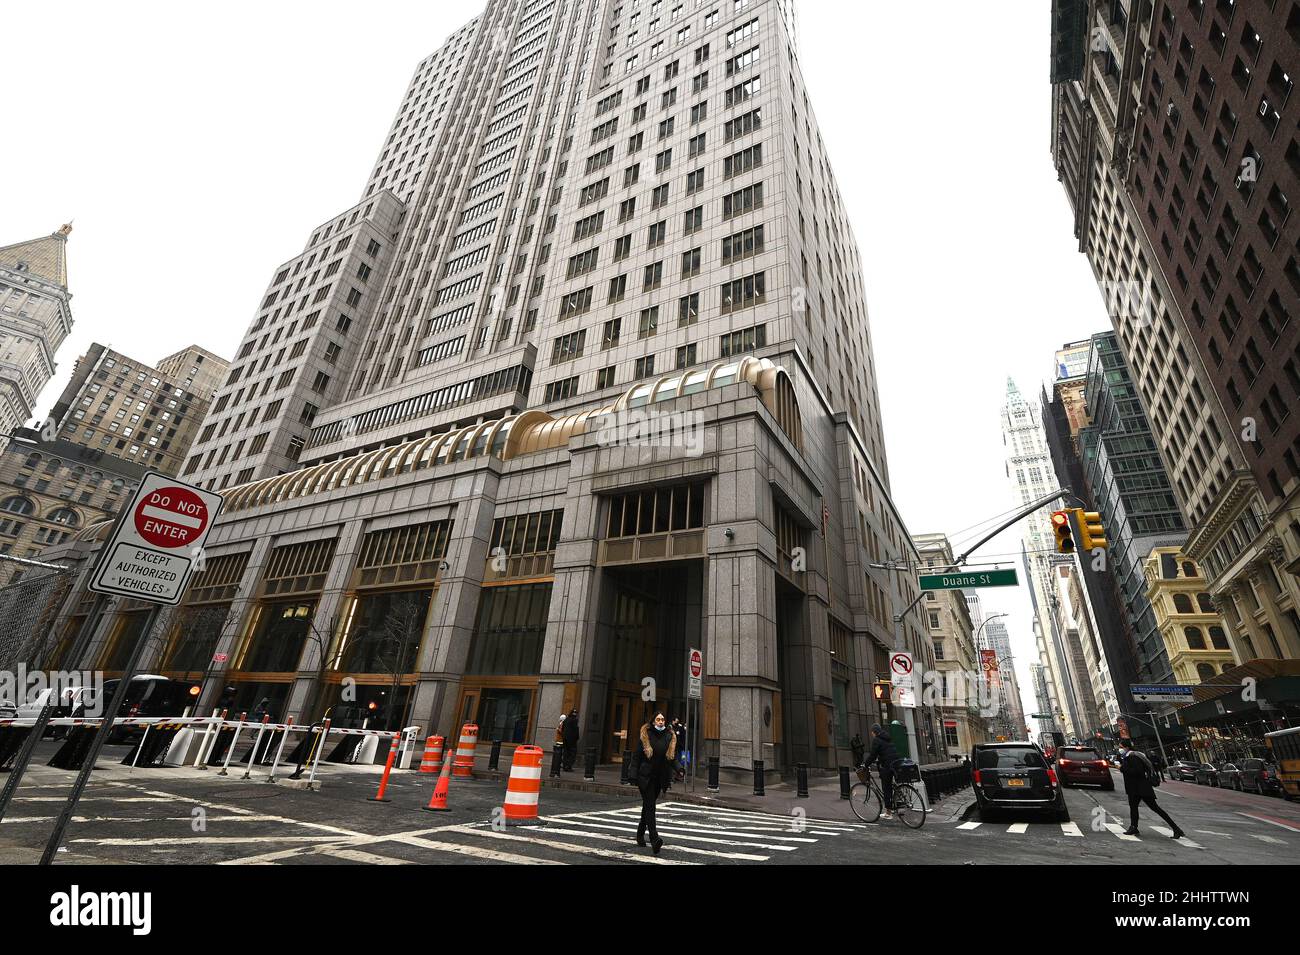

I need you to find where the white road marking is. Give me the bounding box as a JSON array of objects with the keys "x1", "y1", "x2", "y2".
[
  {"x1": 1193, "y1": 829, "x2": 1232, "y2": 838},
  {"x1": 585, "y1": 811, "x2": 819, "y2": 843},
  {"x1": 1105, "y1": 823, "x2": 1141, "y2": 841},
  {"x1": 1150, "y1": 826, "x2": 1202, "y2": 847},
  {"x1": 656, "y1": 802, "x2": 866, "y2": 830},
  {"x1": 1236, "y1": 812, "x2": 1300, "y2": 833},
  {"x1": 1006, "y1": 823, "x2": 1029, "y2": 834},
  {"x1": 1249, "y1": 834, "x2": 1287, "y2": 845},
  {"x1": 15, "y1": 796, "x2": 173, "y2": 802},
  {"x1": 532, "y1": 822, "x2": 769, "y2": 861},
  {"x1": 543, "y1": 813, "x2": 800, "y2": 851},
  {"x1": 72, "y1": 835, "x2": 344, "y2": 846},
  {"x1": 318, "y1": 847, "x2": 413, "y2": 865},
  {"x1": 956, "y1": 821, "x2": 982, "y2": 830},
  {"x1": 1060, "y1": 822, "x2": 1083, "y2": 837},
  {"x1": 447, "y1": 825, "x2": 697, "y2": 865}
]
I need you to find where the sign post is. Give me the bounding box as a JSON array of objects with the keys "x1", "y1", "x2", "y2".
[
  {"x1": 687, "y1": 648, "x2": 703, "y2": 792},
  {"x1": 40, "y1": 473, "x2": 222, "y2": 864}
]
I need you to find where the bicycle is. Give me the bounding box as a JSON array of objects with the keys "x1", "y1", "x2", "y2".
[{"x1": 849, "y1": 764, "x2": 926, "y2": 829}]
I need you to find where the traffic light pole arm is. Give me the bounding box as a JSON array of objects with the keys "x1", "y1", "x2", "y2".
[{"x1": 953, "y1": 487, "x2": 1083, "y2": 567}]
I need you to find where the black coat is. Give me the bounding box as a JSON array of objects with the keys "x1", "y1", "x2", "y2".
[
  {"x1": 630, "y1": 723, "x2": 676, "y2": 795},
  {"x1": 1120, "y1": 749, "x2": 1156, "y2": 797},
  {"x1": 561, "y1": 714, "x2": 580, "y2": 746},
  {"x1": 863, "y1": 731, "x2": 899, "y2": 771}
]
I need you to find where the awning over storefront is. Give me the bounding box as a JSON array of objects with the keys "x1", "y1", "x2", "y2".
[{"x1": 1175, "y1": 660, "x2": 1300, "y2": 726}]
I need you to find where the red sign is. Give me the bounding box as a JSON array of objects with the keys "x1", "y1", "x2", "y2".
[
  {"x1": 980, "y1": 649, "x2": 999, "y2": 671},
  {"x1": 212, "y1": 652, "x2": 228, "y2": 664},
  {"x1": 689, "y1": 649, "x2": 703, "y2": 678},
  {"x1": 890, "y1": 653, "x2": 913, "y2": 675},
  {"x1": 134, "y1": 486, "x2": 209, "y2": 548}
]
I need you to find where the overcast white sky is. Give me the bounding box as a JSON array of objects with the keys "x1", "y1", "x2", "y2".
[{"x1": 3, "y1": 1, "x2": 1113, "y2": 726}]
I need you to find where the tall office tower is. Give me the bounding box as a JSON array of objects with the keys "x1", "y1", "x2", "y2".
[
  {"x1": 155, "y1": 346, "x2": 228, "y2": 402},
  {"x1": 984, "y1": 617, "x2": 1029, "y2": 739},
  {"x1": 1080, "y1": 332, "x2": 1188, "y2": 682},
  {"x1": 1002, "y1": 378, "x2": 1089, "y2": 737},
  {"x1": 183, "y1": 194, "x2": 405, "y2": 489},
  {"x1": 1049, "y1": 0, "x2": 1300, "y2": 662},
  {"x1": 0, "y1": 225, "x2": 75, "y2": 448},
  {"x1": 1029, "y1": 662, "x2": 1055, "y2": 740},
  {"x1": 44, "y1": 0, "x2": 946, "y2": 773},
  {"x1": 46, "y1": 343, "x2": 228, "y2": 478}
]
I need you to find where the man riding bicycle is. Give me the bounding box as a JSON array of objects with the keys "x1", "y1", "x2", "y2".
[{"x1": 861, "y1": 724, "x2": 900, "y2": 819}]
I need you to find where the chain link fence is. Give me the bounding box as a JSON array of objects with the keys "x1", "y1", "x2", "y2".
[{"x1": 0, "y1": 556, "x2": 76, "y2": 671}]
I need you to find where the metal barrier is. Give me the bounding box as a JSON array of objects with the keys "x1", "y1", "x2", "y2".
[
  {"x1": 921, "y1": 763, "x2": 973, "y2": 802},
  {"x1": 0, "y1": 558, "x2": 75, "y2": 671}
]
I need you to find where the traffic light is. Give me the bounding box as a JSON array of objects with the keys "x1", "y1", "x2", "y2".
[
  {"x1": 1051, "y1": 510, "x2": 1075, "y2": 553},
  {"x1": 1077, "y1": 510, "x2": 1107, "y2": 551},
  {"x1": 872, "y1": 680, "x2": 891, "y2": 702}
]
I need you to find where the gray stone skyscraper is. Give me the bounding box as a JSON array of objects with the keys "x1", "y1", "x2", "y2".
[
  {"x1": 46, "y1": 0, "x2": 944, "y2": 773},
  {"x1": 0, "y1": 225, "x2": 74, "y2": 448}
]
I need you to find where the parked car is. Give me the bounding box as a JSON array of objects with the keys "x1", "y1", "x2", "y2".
[
  {"x1": 79, "y1": 675, "x2": 201, "y2": 742},
  {"x1": 1054, "y1": 745, "x2": 1114, "y2": 790},
  {"x1": 1194, "y1": 762, "x2": 1221, "y2": 786},
  {"x1": 1168, "y1": 760, "x2": 1199, "y2": 782},
  {"x1": 1262, "y1": 762, "x2": 1288, "y2": 798},
  {"x1": 1234, "y1": 758, "x2": 1281, "y2": 796},
  {"x1": 971, "y1": 741, "x2": 1069, "y2": 821},
  {"x1": 1218, "y1": 763, "x2": 1242, "y2": 789}
]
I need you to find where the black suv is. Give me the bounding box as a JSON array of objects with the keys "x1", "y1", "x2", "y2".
[{"x1": 971, "y1": 741, "x2": 1068, "y2": 821}]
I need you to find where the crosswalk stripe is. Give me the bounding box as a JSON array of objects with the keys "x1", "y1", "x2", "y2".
[
  {"x1": 1104, "y1": 823, "x2": 1140, "y2": 842},
  {"x1": 447, "y1": 825, "x2": 698, "y2": 865},
  {"x1": 566, "y1": 809, "x2": 820, "y2": 843},
  {"x1": 1060, "y1": 822, "x2": 1083, "y2": 837},
  {"x1": 534, "y1": 822, "x2": 770, "y2": 861},
  {"x1": 381, "y1": 831, "x2": 568, "y2": 865},
  {"x1": 1007, "y1": 823, "x2": 1029, "y2": 834},
  {"x1": 318, "y1": 847, "x2": 413, "y2": 865},
  {"x1": 546, "y1": 814, "x2": 800, "y2": 850},
  {"x1": 654, "y1": 810, "x2": 848, "y2": 835},
  {"x1": 657, "y1": 802, "x2": 865, "y2": 830},
  {"x1": 1150, "y1": 826, "x2": 1202, "y2": 848},
  {"x1": 956, "y1": 821, "x2": 982, "y2": 830}
]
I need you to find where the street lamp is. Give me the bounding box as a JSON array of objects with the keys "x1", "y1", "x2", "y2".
[{"x1": 973, "y1": 613, "x2": 1008, "y2": 741}]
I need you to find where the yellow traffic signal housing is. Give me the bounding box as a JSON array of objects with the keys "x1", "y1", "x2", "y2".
[
  {"x1": 1077, "y1": 510, "x2": 1107, "y2": 550},
  {"x1": 1051, "y1": 510, "x2": 1075, "y2": 553}
]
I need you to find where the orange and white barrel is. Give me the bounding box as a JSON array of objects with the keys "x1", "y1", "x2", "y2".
[
  {"x1": 452, "y1": 722, "x2": 479, "y2": 778},
  {"x1": 419, "y1": 735, "x2": 445, "y2": 774},
  {"x1": 504, "y1": 745, "x2": 545, "y2": 827}
]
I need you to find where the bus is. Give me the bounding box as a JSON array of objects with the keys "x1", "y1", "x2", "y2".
[{"x1": 1264, "y1": 726, "x2": 1300, "y2": 801}]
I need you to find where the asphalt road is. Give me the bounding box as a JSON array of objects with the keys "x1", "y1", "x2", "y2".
[{"x1": 2, "y1": 743, "x2": 1296, "y2": 865}]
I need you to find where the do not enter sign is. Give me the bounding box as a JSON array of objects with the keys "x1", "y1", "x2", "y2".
[
  {"x1": 134, "y1": 486, "x2": 209, "y2": 548},
  {"x1": 690, "y1": 649, "x2": 703, "y2": 678},
  {"x1": 90, "y1": 471, "x2": 224, "y2": 606}
]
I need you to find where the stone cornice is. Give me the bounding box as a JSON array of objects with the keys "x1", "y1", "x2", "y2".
[{"x1": 1184, "y1": 469, "x2": 1257, "y2": 558}]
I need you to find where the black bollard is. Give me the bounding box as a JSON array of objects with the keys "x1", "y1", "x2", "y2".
[
  {"x1": 620, "y1": 749, "x2": 634, "y2": 785},
  {"x1": 753, "y1": 759, "x2": 765, "y2": 796},
  {"x1": 583, "y1": 746, "x2": 597, "y2": 782},
  {"x1": 549, "y1": 742, "x2": 563, "y2": 778},
  {"x1": 796, "y1": 762, "x2": 809, "y2": 797},
  {"x1": 707, "y1": 756, "x2": 720, "y2": 793},
  {"x1": 488, "y1": 739, "x2": 502, "y2": 772},
  {"x1": 839, "y1": 765, "x2": 851, "y2": 799}
]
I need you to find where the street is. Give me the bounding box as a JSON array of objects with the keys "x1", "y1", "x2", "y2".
[{"x1": 2, "y1": 744, "x2": 1296, "y2": 865}]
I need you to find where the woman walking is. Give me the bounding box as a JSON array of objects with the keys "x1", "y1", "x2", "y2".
[{"x1": 630, "y1": 711, "x2": 675, "y2": 854}]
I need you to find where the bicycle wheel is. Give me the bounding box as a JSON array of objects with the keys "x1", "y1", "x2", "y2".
[
  {"x1": 849, "y1": 781, "x2": 882, "y2": 823},
  {"x1": 893, "y1": 783, "x2": 926, "y2": 829}
]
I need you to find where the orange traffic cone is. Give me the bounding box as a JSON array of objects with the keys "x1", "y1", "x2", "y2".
[
  {"x1": 419, "y1": 735, "x2": 444, "y2": 774},
  {"x1": 423, "y1": 742, "x2": 455, "y2": 812},
  {"x1": 504, "y1": 745, "x2": 545, "y2": 827}
]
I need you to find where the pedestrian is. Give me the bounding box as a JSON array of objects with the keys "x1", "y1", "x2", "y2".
[
  {"x1": 1119, "y1": 738, "x2": 1184, "y2": 838},
  {"x1": 561, "y1": 708, "x2": 580, "y2": 771},
  {"x1": 1148, "y1": 749, "x2": 1166, "y2": 782},
  {"x1": 672, "y1": 718, "x2": 687, "y2": 781},
  {"x1": 629, "y1": 711, "x2": 675, "y2": 854},
  {"x1": 861, "y1": 723, "x2": 900, "y2": 820}
]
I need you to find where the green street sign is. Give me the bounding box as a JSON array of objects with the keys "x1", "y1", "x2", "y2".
[
  {"x1": 918, "y1": 569, "x2": 1019, "y2": 591},
  {"x1": 1031, "y1": 714, "x2": 1051, "y2": 719}
]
